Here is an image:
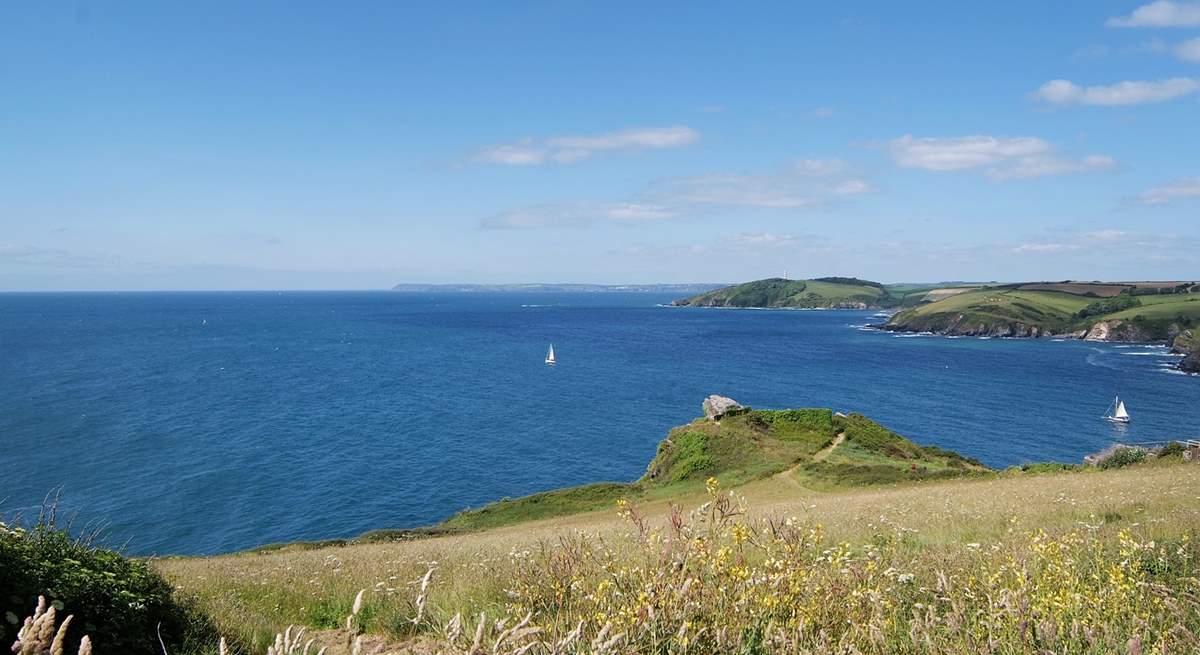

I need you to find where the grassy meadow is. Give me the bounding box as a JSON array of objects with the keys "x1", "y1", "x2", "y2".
[{"x1": 153, "y1": 441, "x2": 1200, "y2": 654}]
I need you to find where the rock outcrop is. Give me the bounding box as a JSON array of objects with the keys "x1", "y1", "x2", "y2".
[
  {"x1": 702, "y1": 395, "x2": 746, "y2": 421},
  {"x1": 1174, "y1": 330, "x2": 1199, "y2": 374}
]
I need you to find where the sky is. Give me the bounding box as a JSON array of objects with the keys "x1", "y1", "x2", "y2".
[{"x1": 2, "y1": 1, "x2": 1199, "y2": 290}]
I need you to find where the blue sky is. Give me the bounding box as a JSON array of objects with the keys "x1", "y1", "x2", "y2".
[{"x1": 2, "y1": 1, "x2": 1199, "y2": 290}]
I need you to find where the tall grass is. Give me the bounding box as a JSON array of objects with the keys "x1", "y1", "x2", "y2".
[{"x1": 159, "y1": 462, "x2": 1200, "y2": 654}]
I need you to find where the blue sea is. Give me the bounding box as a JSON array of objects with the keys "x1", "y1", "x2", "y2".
[{"x1": 2, "y1": 291, "x2": 1197, "y2": 555}]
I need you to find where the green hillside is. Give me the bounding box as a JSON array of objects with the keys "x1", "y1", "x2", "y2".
[
  {"x1": 441, "y1": 406, "x2": 987, "y2": 530},
  {"x1": 672, "y1": 277, "x2": 893, "y2": 308},
  {"x1": 886, "y1": 281, "x2": 1200, "y2": 340}
]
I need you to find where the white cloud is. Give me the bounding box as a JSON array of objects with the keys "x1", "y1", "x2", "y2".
[
  {"x1": 1107, "y1": 1, "x2": 1200, "y2": 27},
  {"x1": 1033, "y1": 78, "x2": 1200, "y2": 105},
  {"x1": 793, "y1": 159, "x2": 846, "y2": 176},
  {"x1": 547, "y1": 126, "x2": 698, "y2": 150},
  {"x1": 656, "y1": 174, "x2": 820, "y2": 208},
  {"x1": 481, "y1": 203, "x2": 678, "y2": 229},
  {"x1": 1177, "y1": 37, "x2": 1200, "y2": 61},
  {"x1": 989, "y1": 155, "x2": 1116, "y2": 180},
  {"x1": 1137, "y1": 176, "x2": 1200, "y2": 204},
  {"x1": 473, "y1": 126, "x2": 699, "y2": 165},
  {"x1": 484, "y1": 156, "x2": 873, "y2": 228},
  {"x1": 726, "y1": 233, "x2": 809, "y2": 249},
  {"x1": 1011, "y1": 243, "x2": 1083, "y2": 254},
  {"x1": 648, "y1": 158, "x2": 873, "y2": 208},
  {"x1": 833, "y1": 179, "x2": 873, "y2": 195},
  {"x1": 474, "y1": 139, "x2": 547, "y2": 165},
  {"x1": 1008, "y1": 226, "x2": 1166, "y2": 251},
  {"x1": 886, "y1": 135, "x2": 1113, "y2": 179},
  {"x1": 1086, "y1": 229, "x2": 1131, "y2": 240},
  {"x1": 888, "y1": 135, "x2": 1048, "y2": 171}
]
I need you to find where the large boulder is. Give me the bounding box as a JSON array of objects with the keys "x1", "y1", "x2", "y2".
[
  {"x1": 1181, "y1": 351, "x2": 1200, "y2": 374},
  {"x1": 702, "y1": 395, "x2": 746, "y2": 421}
]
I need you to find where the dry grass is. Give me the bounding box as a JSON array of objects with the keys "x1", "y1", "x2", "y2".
[
  {"x1": 155, "y1": 460, "x2": 1200, "y2": 653},
  {"x1": 11, "y1": 597, "x2": 93, "y2": 655}
]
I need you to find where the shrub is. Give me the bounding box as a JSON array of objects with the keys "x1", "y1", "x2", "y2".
[
  {"x1": 0, "y1": 511, "x2": 217, "y2": 655},
  {"x1": 1099, "y1": 447, "x2": 1147, "y2": 470},
  {"x1": 1158, "y1": 441, "x2": 1185, "y2": 458},
  {"x1": 1074, "y1": 292, "x2": 1139, "y2": 319}
]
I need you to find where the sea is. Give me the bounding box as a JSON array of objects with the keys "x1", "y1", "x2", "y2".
[{"x1": 2, "y1": 291, "x2": 1197, "y2": 555}]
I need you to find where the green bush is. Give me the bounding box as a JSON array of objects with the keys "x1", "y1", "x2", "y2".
[
  {"x1": 1158, "y1": 441, "x2": 1185, "y2": 458},
  {"x1": 754, "y1": 409, "x2": 836, "y2": 440},
  {"x1": 0, "y1": 513, "x2": 217, "y2": 655},
  {"x1": 1074, "y1": 292, "x2": 1139, "y2": 319},
  {"x1": 1099, "y1": 447, "x2": 1147, "y2": 470}
]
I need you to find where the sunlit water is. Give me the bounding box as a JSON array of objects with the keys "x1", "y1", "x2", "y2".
[{"x1": 2, "y1": 291, "x2": 1196, "y2": 555}]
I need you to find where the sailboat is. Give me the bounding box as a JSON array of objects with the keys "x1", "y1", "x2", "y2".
[
  {"x1": 1104, "y1": 396, "x2": 1131, "y2": 424},
  {"x1": 545, "y1": 344, "x2": 556, "y2": 365}
]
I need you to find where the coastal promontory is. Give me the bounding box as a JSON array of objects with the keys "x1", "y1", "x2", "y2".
[
  {"x1": 671, "y1": 277, "x2": 937, "y2": 309},
  {"x1": 882, "y1": 282, "x2": 1200, "y2": 364}
]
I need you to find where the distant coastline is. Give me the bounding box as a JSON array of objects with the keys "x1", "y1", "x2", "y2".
[{"x1": 391, "y1": 282, "x2": 726, "y2": 293}]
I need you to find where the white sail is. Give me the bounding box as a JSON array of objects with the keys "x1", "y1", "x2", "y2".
[
  {"x1": 545, "y1": 344, "x2": 556, "y2": 364},
  {"x1": 1114, "y1": 400, "x2": 1129, "y2": 419}
]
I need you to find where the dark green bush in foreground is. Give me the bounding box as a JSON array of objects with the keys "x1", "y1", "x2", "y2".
[
  {"x1": 1099, "y1": 447, "x2": 1148, "y2": 470},
  {"x1": 0, "y1": 513, "x2": 217, "y2": 655}
]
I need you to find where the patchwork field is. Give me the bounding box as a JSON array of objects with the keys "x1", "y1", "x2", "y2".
[{"x1": 887, "y1": 281, "x2": 1200, "y2": 343}]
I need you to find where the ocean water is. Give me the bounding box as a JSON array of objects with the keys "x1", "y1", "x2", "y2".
[{"x1": 2, "y1": 291, "x2": 1197, "y2": 555}]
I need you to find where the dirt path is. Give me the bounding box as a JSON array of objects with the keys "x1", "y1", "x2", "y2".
[
  {"x1": 813, "y1": 432, "x2": 846, "y2": 462},
  {"x1": 774, "y1": 432, "x2": 845, "y2": 488}
]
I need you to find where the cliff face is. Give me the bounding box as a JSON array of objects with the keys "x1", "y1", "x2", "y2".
[
  {"x1": 1083, "y1": 319, "x2": 1165, "y2": 342},
  {"x1": 880, "y1": 312, "x2": 1082, "y2": 339},
  {"x1": 1175, "y1": 330, "x2": 1199, "y2": 373},
  {"x1": 887, "y1": 313, "x2": 1193, "y2": 344}
]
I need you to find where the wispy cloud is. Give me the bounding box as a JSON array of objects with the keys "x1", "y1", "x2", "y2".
[
  {"x1": 1107, "y1": 1, "x2": 1200, "y2": 27},
  {"x1": 1033, "y1": 78, "x2": 1200, "y2": 105},
  {"x1": 483, "y1": 157, "x2": 873, "y2": 229},
  {"x1": 1177, "y1": 37, "x2": 1200, "y2": 61},
  {"x1": 886, "y1": 135, "x2": 1113, "y2": 179},
  {"x1": 481, "y1": 203, "x2": 678, "y2": 229},
  {"x1": 1010, "y1": 243, "x2": 1082, "y2": 254},
  {"x1": 473, "y1": 126, "x2": 699, "y2": 165},
  {"x1": 1137, "y1": 176, "x2": 1200, "y2": 204},
  {"x1": 1010, "y1": 228, "x2": 1182, "y2": 256},
  {"x1": 793, "y1": 158, "x2": 847, "y2": 176},
  {"x1": 651, "y1": 174, "x2": 821, "y2": 208},
  {"x1": 0, "y1": 244, "x2": 125, "y2": 269},
  {"x1": 649, "y1": 159, "x2": 872, "y2": 209}
]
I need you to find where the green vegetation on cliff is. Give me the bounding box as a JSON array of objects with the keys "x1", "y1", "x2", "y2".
[
  {"x1": 672, "y1": 277, "x2": 891, "y2": 308},
  {"x1": 442, "y1": 407, "x2": 988, "y2": 531},
  {"x1": 0, "y1": 516, "x2": 216, "y2": 655},
  {"x1": 886, "y1": 281, "x2": 1200, "y2": 339}
]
